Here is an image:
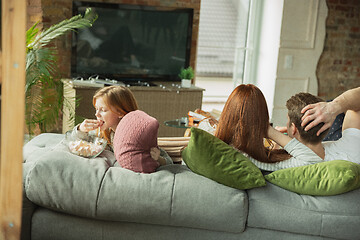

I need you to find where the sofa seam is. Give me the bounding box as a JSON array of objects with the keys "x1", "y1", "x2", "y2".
[
  {"x1": 94, "y1": 167, "x2": 110, "y2": 218},
  {"x1": 24, "y1": 164, "x2": 36, "y2": 196},
  {"x1": 169, "y1": 172, "x2": 176, "y2": 220},
  {"x1": 320, "y1": 214, "x2": 324, "y2": 237}
]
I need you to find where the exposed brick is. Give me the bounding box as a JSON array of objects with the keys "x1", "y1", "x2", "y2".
[
  {"x1": 349, "y1": 33, "x2": 360, "y2": 38},
  {"x1": 335, "y1": 5, "x2": 351, "y2": 12},
  {"x1": 317, "y1": 0, "x2": 360, "y2": 99},
  {"x1": 27, "y1": 6, "x2": 42, "y2": 15},
  {"x1": 336, "y1": 18, "x2": 346, "y2": 24}
]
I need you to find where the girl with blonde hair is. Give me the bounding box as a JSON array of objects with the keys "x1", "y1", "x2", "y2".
[
  {"x1": 73, "y1": 85, "x2": 138, "y2": 146},
  {"x1": 71, "y1": 85, "x2": 171, "y2": 169}
]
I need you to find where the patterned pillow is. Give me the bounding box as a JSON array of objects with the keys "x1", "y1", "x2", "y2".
[{"x1": 113, "y1": 110, "x2": 159, "y2": 173}]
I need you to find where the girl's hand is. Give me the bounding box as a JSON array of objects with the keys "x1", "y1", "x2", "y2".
[
  {"x1": 79, "y1": 119, "x2": 101, "y2": 133},
  {"x1": 150, "y1": 147, "x2": 166, "y2": 166},
  {"x1": 150, "y1": 147, "x2": 160, "y2": 161},
  {"x1": 275, "y1": 126, "x2": 287, "y2": 134},
  {"x1": 267, "y1": 124, "x2": 292, "y2": 148}
]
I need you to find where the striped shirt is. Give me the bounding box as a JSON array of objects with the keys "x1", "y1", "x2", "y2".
[{"x1": 249, "y1": 138, "x2": 323, "y2": 171}]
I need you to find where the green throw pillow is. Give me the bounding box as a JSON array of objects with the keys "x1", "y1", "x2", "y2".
[
  {"x1": 265, "y1": 160, "x2": 360, "y2": 196},
  {"x1": 181, "y1": 128, "x2": 266, "y2": 190}
]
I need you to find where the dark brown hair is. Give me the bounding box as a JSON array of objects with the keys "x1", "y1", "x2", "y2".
[
  {"x1": 286, "y1": 92, "x2": 329, "y2": 144},
  {"x1": 215, "y1": 84, "x2": 290, "y2": 163}
]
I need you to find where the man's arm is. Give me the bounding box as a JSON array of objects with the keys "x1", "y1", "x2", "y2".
[{"x1": 301, "y1": 87, "x2": 360, "y2": 135}]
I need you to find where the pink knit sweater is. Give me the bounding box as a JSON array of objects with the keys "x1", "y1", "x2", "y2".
[{"x1": 113, "y1": 110, "x2": 160, "y2": 173}]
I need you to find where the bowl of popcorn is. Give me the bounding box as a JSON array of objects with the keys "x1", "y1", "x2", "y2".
[{"x1": 65, "y1": 133, "x2": 107, "y2": 158}]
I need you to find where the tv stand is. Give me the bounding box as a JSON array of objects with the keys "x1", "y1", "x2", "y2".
[
  {"x1": 122, "y1": 80, "x2": 157, "y2": 87},
  {"x1": 62, "y1": 79, "x2": 204, "y2": 137}
]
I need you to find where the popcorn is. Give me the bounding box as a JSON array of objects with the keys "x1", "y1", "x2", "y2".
[{"x1": 68, "y1": 139, "x2": 105, "y2": 157}]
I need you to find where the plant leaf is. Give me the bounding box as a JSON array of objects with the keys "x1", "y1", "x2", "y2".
[
  {"x1": 28, "y1": 8, "x2": 97, "y2": 49},
  {"x1": 25, "y1": 8, "x2": 97, "y2": 135}
]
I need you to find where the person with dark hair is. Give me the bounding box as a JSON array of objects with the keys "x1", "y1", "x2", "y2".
[
  {"x1": 286, "y1": 93, "x2": 330, "y2": 143},
  {"x1": 272, "y1": 90, "x2": 360, "y2": 165},
  {"x1": 283, "y1": 93, "x2": 330, "y2": 159},
  {"x1": 215, "y1": 84, "x2": 324, "y2": 171},
  {"x1": 301, "y1": 87, "x2": 360, "y2": 135}
]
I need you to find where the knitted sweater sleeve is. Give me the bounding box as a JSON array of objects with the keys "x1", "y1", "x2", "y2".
[
  {"x1": 69, "y1": 124, "x2": 99, "y2": 141},
  {"x1": 250, "y1": 138, "x2": 323, "y2": 171},
  {"x1": 69, "y1": 124, "x2": 89, "y2": 139}
]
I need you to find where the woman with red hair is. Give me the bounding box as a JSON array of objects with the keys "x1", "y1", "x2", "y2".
[{"x1": 215, "y1": 84, "x2": 322, "y2": 171}]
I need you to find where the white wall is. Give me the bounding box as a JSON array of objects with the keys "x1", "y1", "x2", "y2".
[
  {"x1": 195, "y1": 76, "x2": 233, "y2": 112},
  {"x1": 271, "y1": 0, "x2": 327, "y2": 126},
  {"x1": 251, "y1": 0, "x2": 284, "y2": 119}
]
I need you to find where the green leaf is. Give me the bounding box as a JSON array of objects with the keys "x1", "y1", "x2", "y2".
[
  {"x1": 179, "y1": 66, "x2": 194, "y2": 80},
  {"x1": 27, "y1": 8, "x2": 97, "y2": 50},
  {"x1": 25, "y1": 8, "x2": 97, "y2": 135},
  {"x1": 26, "y1": 22, "x2": 40, "y2": 51}
]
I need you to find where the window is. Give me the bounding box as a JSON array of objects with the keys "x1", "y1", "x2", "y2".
[{"x1": 196, "y1": 0, "x2": 258, "y2": 112}]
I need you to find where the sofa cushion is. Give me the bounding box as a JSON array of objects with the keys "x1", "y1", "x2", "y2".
[
  {"x1": 23, "y1": 133, "x2": 65, "y2": 163},
  {"x1": 23, "y1": 133, "x2": 248, "y2": 234},
  {"x1": 265, "y1": 160, "x2": 360, "y2": 196},
  {"x1": 113, "y1": 110, "x2": 159, "y2": 173},
  {"x1": 182, "y1": 128, "x2": 266, "y2": 190},
  {"x1": 25, "y1": 148, "x2": 115, "y2": 218},
  {"x1": 247, "y1": 181, "x2": 360, "y2": 240},
  {"x1": 31, "y1": 208, "x2": 245, "y2": 240},
  {"x1": 97, "y1": 164, "x2": 248, "y2": 233}
]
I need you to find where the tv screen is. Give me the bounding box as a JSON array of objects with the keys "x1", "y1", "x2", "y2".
[{"x1": 72, "y1": 1, "x2": 193, "y2": 84}]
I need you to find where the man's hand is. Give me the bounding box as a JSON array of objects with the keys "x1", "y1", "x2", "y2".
[{"x1": 301, "y1": 101, "x2": 340, "y2": 136}]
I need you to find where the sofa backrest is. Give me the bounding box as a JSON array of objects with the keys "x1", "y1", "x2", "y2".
[{"x1": 23, "y1": 133, "x2": 248, "y2": 234}]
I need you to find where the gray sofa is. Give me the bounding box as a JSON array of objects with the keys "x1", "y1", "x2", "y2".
[{"x1": 22, "y1": 133, "x2": 360, "y2": 240}]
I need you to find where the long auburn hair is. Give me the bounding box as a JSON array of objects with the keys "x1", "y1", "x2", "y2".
[
  {"x1": 93, "y1": 86, "x2": 139, "y2": 143},
  {"x1": 215, "y1": 84, "x2": 290, "y2": 163}
]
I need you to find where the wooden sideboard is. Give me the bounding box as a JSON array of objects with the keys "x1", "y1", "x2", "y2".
[{"x1": 62, "y1": 80, "x2": 204, "y2": 137}]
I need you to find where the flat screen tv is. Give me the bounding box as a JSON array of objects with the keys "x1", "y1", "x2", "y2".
[{"x1": 71, "y1": 1, "x2": 193, "y2": 84}]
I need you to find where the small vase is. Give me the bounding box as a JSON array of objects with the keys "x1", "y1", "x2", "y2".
[{"x1": 181, "y1": 79, "x2": 191, "y2": 88}]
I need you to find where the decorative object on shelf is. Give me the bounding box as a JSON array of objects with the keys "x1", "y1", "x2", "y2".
[
  {"x1": 25, "y1": 8, "x2": 97, "y2": 135},
  {"x1": 179, "y1": 67, "x2": 194, "y2": 88}
]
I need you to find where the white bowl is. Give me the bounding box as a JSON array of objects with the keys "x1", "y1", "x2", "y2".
[{"x1": 64, "y1": 132, "x2": 107, "y2": 158}]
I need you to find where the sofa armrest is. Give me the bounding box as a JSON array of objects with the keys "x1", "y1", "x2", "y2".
[{"x1": 24, "y1": 149, "x2": 114, "y2": 218}]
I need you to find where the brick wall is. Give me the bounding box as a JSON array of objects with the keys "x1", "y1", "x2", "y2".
[
  {"x1": 26, "y1": 0, "x2": 201, "y2": 80},
  {"x1": 317, "y1": 0, "x2": 360, "y2": 100}
]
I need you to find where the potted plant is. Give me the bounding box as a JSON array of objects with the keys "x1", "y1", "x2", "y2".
[
  {"x1": 25, "y1": 8, "x2": 97, "y2": 136},
  {"x1": 179, "y1": 66, "x2": 194, "y2": 88}
]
